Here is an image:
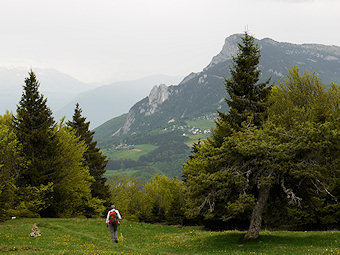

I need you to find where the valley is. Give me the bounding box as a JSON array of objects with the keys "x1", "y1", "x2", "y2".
[{"x1": 99, "y1": 118, "x2": 216, "y2": 179}]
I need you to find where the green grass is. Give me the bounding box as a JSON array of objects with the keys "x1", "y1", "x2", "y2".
[
  {"x1": 184, "y1": 120, "x2": 215, "y2": 147},
  {"x1": 102, "y1": 144, "x2": 158, "y2": 161},
  {"x1": 104, "y1": 169, "x2": 138, "y2": 177},
  {"x1": 185, "y1": 134, "x2": 209, "y2": 147},
  {"x1": 186, "y1": 119, "x2": 215, "y2": 131},
  {"x1": 0, "y1": 218, "x2": 339, "y2": 254}
]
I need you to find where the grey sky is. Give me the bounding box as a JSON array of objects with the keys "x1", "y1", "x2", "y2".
[{"x1": 1, "y1": 0, "x2": 339, "y2": 83}]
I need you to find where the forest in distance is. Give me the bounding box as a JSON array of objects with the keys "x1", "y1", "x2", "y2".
[{"x1": 0, "y1": 32, "x2": 339, "y2": 240}]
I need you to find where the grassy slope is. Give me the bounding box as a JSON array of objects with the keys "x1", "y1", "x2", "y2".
[
  {"x1": 0, "y1": 218, "x2": 339, "y2": 255},
  {"x1": 93, "y1": 113, "x2": 127, "y2": 148},
  {"x1": 104, "y1": 169, "x2": 139, "y2": 177},
  {"x1": 185, "y1": 119, "x2": 215, "y2": 145},
  {"x1": 186, "y1": 119, "x2": 215, "y2": 131},
  {"x1": 102, "y1": 144, "x2": 158, "y2": 161}
]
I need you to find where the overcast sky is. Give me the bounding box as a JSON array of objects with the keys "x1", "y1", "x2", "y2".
[{"x1": 1, "y1": 0, "x2": 339, "y2": 83}]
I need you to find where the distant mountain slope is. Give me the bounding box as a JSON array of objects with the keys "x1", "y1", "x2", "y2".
[{"x1": 55, "y1": 75, "x2": 182, "y2": 128}]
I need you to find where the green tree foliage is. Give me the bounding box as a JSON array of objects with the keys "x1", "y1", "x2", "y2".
[
  {"x1": 0, "y1": 112, "x2": 24, "y2": 221},
  {"x1": 211, "y1": 31, "x2": 272, "y2": 147},
  {"x1": 108, "y1": 175, "x2": 144, "y2": 221},
  {"x1": 183, "y1": 140, "x2": 254, "y2": 229},
  {"x1": 52, "y1": 122, "x2": 105, "y2": 217},
  {"x1": 266, "y1": 67, "x2": 340, "y2": 230},
  {"x1": 227, "y1": 121, "x2": 337, "y2": 238},
  {"x1": 141, "y1": 175, "x2": 185, "y2": 224},
  {"x1": 268, "y1": 66, "x2": 340, "y2": 126},
  {"x1": 0, "y1": 112, "x2": 21, "y2": 194},
  {"x1": 1, "y1": 113, "x2": 54, "y2": 220},
  {"x1": 108, "y1": 175, "x2": 186, "y2": 224},
  {"x1": 183, "y1": 66, "x2": 339, "y2": 239},
  {"x1": 13, "y1": 70, "x2": 59, "y2": 187},
  {"x1": 67, "y1": 103, "x2": 109, "y2": 205},
  {"x1": 6, "y1": 183, "x2": 54, "y2": 219}
]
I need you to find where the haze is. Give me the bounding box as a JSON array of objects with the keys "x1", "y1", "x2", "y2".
[{"x1": 1, "y1": 0, "x2": 339, "y2": 83}]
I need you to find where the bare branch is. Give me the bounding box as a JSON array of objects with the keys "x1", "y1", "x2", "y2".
[
  {"x1": 198, "y1": 192, "x2": 215, "y2": 213},
  {"x1": 315, "y1": 178, "x2": 337, "y2": 202},
  {"x1": 281, "y1": 178, "x2": 302, "y2": 207}
]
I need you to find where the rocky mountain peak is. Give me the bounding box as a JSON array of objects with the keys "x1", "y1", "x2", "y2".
[
  {"x1": 113, "y1": 84, "x2": 171, "y2": 135},
  {"x1": 142, "y1": 84, "x2": 170, "y2": 116},
  {"x1": 148, "y1": 84, "x2": 169, "y2": 106},
  {"x1": 205, "y1": 34, "x2": 241, "y2": 70}
]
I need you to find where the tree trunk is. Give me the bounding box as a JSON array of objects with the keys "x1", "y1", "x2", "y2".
[{"x1": 244, "y1": 185, "x2": 270, "y2": 240}]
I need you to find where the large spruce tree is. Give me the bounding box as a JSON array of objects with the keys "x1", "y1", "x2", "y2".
[
  {"x1": 13, "y1": 70, "x2": 59, "y2": 187},
  {"x1": 183, "y1": 32, "x2": 273, "y2": 237},
  {"x1": 67, "y1": 103, "x2": 109, "y2": 204},
  {"x1": 211, "y1": 32, "x2": 272, "y2": 147}
]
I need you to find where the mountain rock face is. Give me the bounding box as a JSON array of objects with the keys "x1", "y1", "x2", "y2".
[
  {"x1": 145, "y1": 84, "x2": 170, "y2": 116},
  {"x1": 97, "y1": 34, "x2": 340, "y2": 141},
  {"x1": 114, "y1": 84, "x2": 172, "y2": 135},
  {"x1": 205, "y1": 33, "x2": 240, "y2": 69}
]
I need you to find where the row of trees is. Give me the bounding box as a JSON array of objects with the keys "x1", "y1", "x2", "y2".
[{"x1": 0, "y1": 71, "x2": 109, "y2": 221}]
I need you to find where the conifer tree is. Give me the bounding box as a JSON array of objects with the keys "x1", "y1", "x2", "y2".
[
  {"x1": 211, "y1": 32, "x2": 272, "y2": 147},
  {"x1": 67, "y1": 103, "x2": 109, "y2": 204},
  {"x1": 13, "y1": 70, "x2": 59, "y2": 187},
  {"x1": 184, "y1": 32, "x2": 273, "y2": 237}
]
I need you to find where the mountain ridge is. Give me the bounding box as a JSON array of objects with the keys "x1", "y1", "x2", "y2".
[{"x1": 108, "y1": 34, "x2": 340, "y2": 138}]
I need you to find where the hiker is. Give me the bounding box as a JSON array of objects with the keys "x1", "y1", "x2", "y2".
[{"x1": 106, "y1": 205, "x2": 122, "y2": 243}]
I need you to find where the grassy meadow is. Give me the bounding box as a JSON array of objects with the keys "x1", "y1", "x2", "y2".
[
  {"x1": 186, "y1": 119, "x2": 215, "y2": 131},
  {"x1": 102, "y1": 144, "x2": 158, "y2": 161},
  {"x1": 0, "y1": 218, "x2": 339, "y2": 254}
]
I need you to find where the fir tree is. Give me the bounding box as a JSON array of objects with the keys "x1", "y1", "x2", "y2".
[
  {"x1": 67, "y1": 103, "x2": 109, "y2": 204},
  {"x1": 211, "y1": 32, "x2": 272, "y2": 147},
  {"x1": 13, "y1": 70, "x2": 59, "y2": 187}
]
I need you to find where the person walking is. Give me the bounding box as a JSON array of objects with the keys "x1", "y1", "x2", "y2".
[{"x1": 106, "y1": 205, "x2": 122, "y2": 243}]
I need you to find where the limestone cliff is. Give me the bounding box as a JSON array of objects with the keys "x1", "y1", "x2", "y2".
[{"x1": 114, "y1": 84, "x2": 171, "y2": 135}]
